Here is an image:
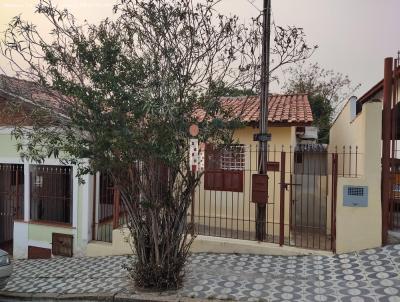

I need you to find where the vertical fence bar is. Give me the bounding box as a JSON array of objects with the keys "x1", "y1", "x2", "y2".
[{"x1": 279, "y1": 151, "x2": 286, "y2": 246}]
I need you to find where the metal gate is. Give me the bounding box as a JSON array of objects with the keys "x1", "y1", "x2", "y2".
[
  {"x1": 191, "y1": 145, "x2": 340, "y2": 251},
  {"x1": 288, "y1": 146, "x2": 335, "y2": 251},
  {"x1": 0, "y1": 164, "x2": 24, "y2": 254}
]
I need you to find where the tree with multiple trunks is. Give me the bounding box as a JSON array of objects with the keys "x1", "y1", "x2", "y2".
[{"x1": 1, "y1": 0, "x2": 315, "y2": 289}]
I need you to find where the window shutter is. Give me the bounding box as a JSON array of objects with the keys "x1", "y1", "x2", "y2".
[
  {"x1": 204, "y1": 144, "x2": 224, "y2": 191},
  {"x1": 224, "y1": 170, "x2": 244, "y2": 192},
  {"x1": 204, "y1": 170, "x2": 224, "y2": 191}
]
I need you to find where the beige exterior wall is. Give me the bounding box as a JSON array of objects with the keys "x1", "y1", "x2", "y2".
[
  {"x1": 329, "y1": 101, "x2": 382, "y2": 253},
  {"x1": 86, "y1": 227, "x2": 133, "y2": 257},
  {"x1": 193, "y1": 125, "x2": 295, "y2": 239}
]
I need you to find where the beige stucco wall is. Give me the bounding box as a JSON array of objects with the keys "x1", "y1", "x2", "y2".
[
  {"x1": 329, "y1": 100, "x2": 382, "y2": 253},
  {"x1": 86, "y1": 227, "x2": 133, "y2": 257},
  {"x1": 193, "y1": 126, "x2": 295, "y2": 239}
]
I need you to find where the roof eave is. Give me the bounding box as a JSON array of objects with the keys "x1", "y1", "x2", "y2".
[
  {"x1": 358, "y1": 66, "x2": 400, "y2": 104},
  {"x1": 246, "y1": 120, "x2": 313, "y2": 127}
]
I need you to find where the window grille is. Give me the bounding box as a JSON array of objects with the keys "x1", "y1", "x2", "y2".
[
  {"x1": 220, "y1": 145, "x2": 245, "y2": 171},
  {"x1": 30, "y1": 165, "x2": 72, "y2": 224}
]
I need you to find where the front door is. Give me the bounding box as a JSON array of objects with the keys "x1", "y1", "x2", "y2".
[{"x1": 0, "y1": 164, "x2": 24, "y2": 254}]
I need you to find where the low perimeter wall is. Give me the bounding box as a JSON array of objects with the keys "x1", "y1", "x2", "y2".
[{"x1": 86, "y1": 228, "x2": 332, "y2": 257}]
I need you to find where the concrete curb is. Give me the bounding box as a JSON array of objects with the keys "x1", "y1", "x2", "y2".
[{"x1": 0, "y1": 291, "x2": 209, "y2": 302}]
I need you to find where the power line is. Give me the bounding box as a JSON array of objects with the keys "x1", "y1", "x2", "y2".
[{"x1": 244, "y1": 0, "x2": 261, "y2": 12}]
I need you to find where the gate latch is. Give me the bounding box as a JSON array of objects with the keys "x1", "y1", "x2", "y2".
[
  {"x1": 280, "y1": 183, "x2": 301, "y2": 191},
  {"x1": 280, "y1": 182, "x2": 289, "y2": 191}
]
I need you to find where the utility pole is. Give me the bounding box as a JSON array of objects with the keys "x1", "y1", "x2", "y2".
[{"x1": 256, "y1": 0, "x2": 272, "y2": 241}]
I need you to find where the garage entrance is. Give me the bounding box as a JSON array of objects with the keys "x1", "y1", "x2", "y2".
[{"x1": 0, "y1": 164, "x2": 24, "y2": 254}]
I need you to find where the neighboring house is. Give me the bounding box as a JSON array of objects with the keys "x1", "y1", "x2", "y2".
[{"x1": 0, "y1": 75, "x2": 95, "y2": 259}]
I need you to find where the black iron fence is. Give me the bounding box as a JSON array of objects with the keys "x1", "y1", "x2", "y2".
[
  {"x1": 93, "y1": 173, "x2": 126, "y2": 243},
  {"x1": 93, "y1": 173, "x2": 114, "y2": 242},
  {"x1": 89, "y1": 145, "x2": 360, "y2": 251},
  {"x1": 190, "y1": 144, "x2": 360, "y2": 251}
]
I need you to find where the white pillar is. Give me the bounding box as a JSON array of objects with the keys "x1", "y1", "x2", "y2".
[
  {"x1": 14, "y1": 163, "x2": 30, "y2": 258},
  {"x1": 72, "y1": 166, "x2": 79, "y2": 229}
]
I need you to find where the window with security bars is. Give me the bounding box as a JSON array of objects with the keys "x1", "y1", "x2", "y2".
[
  {"x1": 204, "y1": 144, "x2": 244, "y2": 192},
  {"x1": 30, "y1": 165, "x2": 72, "y2": 224}
]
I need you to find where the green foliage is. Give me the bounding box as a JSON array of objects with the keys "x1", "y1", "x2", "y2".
[
  {"x1": 284, "y1": 63, "x2": 360, "y2": 143},
  {"x1": 209, "y1": 80, "x2": 257, "y2": 97}
]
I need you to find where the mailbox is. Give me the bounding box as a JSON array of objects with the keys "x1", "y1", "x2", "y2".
[
  {"x1": 343, "y1": 185, "x2": 368, "y2": 207},
  {"x1": 252, "y1": 174, "x2": 268, "y2": 204}
]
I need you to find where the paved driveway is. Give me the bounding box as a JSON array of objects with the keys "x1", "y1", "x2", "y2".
[{"x1": 1, "y1": 244, "x2": 400, "y2": 301}]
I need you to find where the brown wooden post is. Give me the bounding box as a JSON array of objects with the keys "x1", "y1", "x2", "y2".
[
  {"x1": 279, "y1": 151, "x2": 286, "y2": 246},
  {"x1": 390, "y1": 62, "x2": 396, "y2": 230},
  {"x1": 382, "y1": 57, "x2": 393, "y2": 245},
  {"x1": 113, "y1": 187, "x2": 121, "y2": 229},
  {"x1": 331, "y1": 153, "x2": 338, "y2": 253}
]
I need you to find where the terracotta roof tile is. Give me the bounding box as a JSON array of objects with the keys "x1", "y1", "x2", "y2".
[
  {"x1": 0, "y1": 75, "x2": 313, "y2": 125},
  {"x1": 218, "y1": 94, "x2": 313, "y2": 125}
]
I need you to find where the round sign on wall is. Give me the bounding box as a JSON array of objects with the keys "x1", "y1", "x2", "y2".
[{"x1": 189, "y1": 124, "x2": 199, "y2": 137}]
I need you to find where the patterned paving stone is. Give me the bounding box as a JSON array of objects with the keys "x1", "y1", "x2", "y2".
[{"x1": 1, "y1": 245, "x2": 400, "y2": 301}]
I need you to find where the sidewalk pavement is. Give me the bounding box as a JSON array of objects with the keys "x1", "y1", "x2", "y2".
[{"x1": 0, "y1": 244, "x2": 399, "y2": 301}]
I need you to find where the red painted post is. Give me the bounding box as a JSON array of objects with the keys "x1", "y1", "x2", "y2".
[
  {"x1": 382, "y1": 57, "x2": 393, "y2": 245},
  {"x1": 113, "y1": 187, "x2": 121, "y2": 229},
  {"x1": 279, "y1": 151, "x2": 286, "y2": 246}
]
